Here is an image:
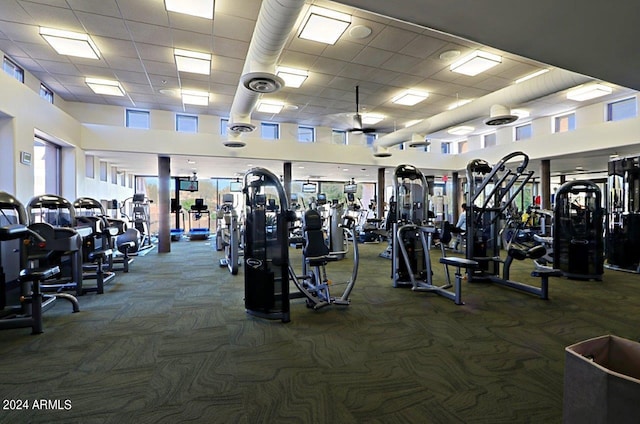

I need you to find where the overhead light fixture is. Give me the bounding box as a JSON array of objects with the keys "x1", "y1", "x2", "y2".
[
  {"x1": 174, "y1": 49, "x2": 211, "y2": 75},
  {"x1": 164, "y1": 0, "x2": 214, "y2": 19},
  {"x1": 404, "y1": 119, "x2": 422, "y2": 128},
  {"x1": 181, "y1": 89, "x2": 209, "y2": 106},
  {"x1": 275, "y1": 66, "x2": 308, "y2": 88},
  {"x1": 40, "y1": 27, "x2": 100, "y2": 59},
  {"x1": 447, "y1": 126, "x2": 474, "y2": 136},
  {"x1": 450, "y1": 51, "x2": 502, "y2": 76},
  {"x1": 447, "y1": 99, "x2": 473, "y2": 110},
  {"x1": 392, "y1": 89, "x2": 429, "y2": 106},
  {"x1": 510, "y1": 109, "x2": 530, "y2": 119},
  {"x1": 566, "y1": 83, "x2": 612, "y2": 101},
  {"x1": 362, "y1": 114, "x2": 384, "y2": 125},
  {"x1": 256, "y1": 101, "x2": 285, "y2": 114},
  {"x1": 85, "y1": 78, "x2": 125, "y2": 96},
  {"x1": 298, "y1": 6, "x2": 351, "y2": 45},
  {"x1": 515, "y1": 69, "x2": 549, "y2": 84}
]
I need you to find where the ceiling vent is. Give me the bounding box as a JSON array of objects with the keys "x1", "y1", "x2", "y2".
[
  {"x1": 373, "y1": 146, "x2": 392, "y2": 158},
  {"x1": 223, "y1": 133, "x2": 247, "y2": 148},
  {"x1": 408, "y1": 134, "x2": 430, "y2": 148},
  {"x1": 228, "y1": 122, "x2": 256, "y2": 133},
  {"x1": 241, "y1": 72, "x2": 284, "y2": 93},
  {"x1": 484, "y1": 104, "x2": 518, "y2": 126}
]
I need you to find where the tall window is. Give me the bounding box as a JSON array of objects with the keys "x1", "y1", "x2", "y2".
[
  {"x1": 298, "y1": 126, "x2": 315, "y2": 142},
  {"x1": 607, "y1": 97, "x2": 637, "y2": 122},
  {"x1": 261, "y1": 122, "x2": 279, "y2": 139},
  {"x1": 365, "y1": 133, "x2": 377, "y2": 146},
  {"x1": 483, "y1": 133, "x2": 496, "y2": 148},
  {"x1": 176, "y1": 114, "x2": 198, "y2": 133},
  {"x1": 85, "y1": 155, "x2": 95, "y2": 178},
  {"x1": 220, "y1": 118, "x2": 229, "y2": 136},
  {"x1": 554, "y1": 113, "x2": 576, "y2": 133},
  {"x1": 111, "y1": 166, "x2": 118, "y2": 184},
  {"x1": 515, "y1": 123, "x2": 532, "y2": 141},
  {"x1": 126, "y1": 109, "x2": 150, "y2": 129},
  {"x1": 441, "y1": 142, "x2": 451, "y2": 154},
  {"x1": 33, "y1": 137, "x2": 60, "y2": 195},
  {"x1": 39, "y1": 84, "x2": 54, "y2": 103},
  {"x1": 99, "y1": 162, "x2": 108, "y2": 182},
  {"x1": 3, "y1": 57, "x2": 24, "y2": 82},
  {"x1": 332, "y1": 129, "x2": 347, "y2": 145},
  {"x1": 458, "y1": 140, "x2": 468, "y2": 153}
]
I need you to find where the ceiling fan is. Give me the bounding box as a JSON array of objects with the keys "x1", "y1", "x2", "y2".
[{"x1": 347, "y1": 85, "x2": 377, "y2": 134}]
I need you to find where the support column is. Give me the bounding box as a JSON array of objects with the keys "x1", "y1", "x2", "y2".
[
  {"x1": 283, "y1": 162, "x2": 292, "y2": 206},
  {"x1": 541, "y1": 159, "x2": 551, "y2": 210},
  {"x1": 158, "y1": 155, "x2": 171, "y2": 253},
  {"x1": 452, "y1": 172, "x2": 459, "y2": 224},
  {"x1": 377, "y1": 167, "x2": 385, "y2": 219}
]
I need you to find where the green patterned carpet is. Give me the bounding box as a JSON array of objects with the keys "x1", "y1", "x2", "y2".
[{"x1": 1, "y1": 238, "x2": 638, "y2": 423}]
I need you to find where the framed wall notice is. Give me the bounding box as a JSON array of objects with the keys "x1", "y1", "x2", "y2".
[{"x1": 20, "y1": 151, "x2": 32, "y2": 165}]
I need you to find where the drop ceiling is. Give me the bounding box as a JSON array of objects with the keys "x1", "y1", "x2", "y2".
[{"x1": 0, "y1": 0, "x2": 637, "y2": 181}]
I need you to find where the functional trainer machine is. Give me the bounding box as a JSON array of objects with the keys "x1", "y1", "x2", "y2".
[
  {"x1": 188, "y1": 198, "x2": 211, "y2": 240},
  {"x1": 391, "y1": 164, "x2": 476, "y2": 304}
]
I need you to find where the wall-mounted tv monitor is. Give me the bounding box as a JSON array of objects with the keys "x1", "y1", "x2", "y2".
[
  {"x1": 344, "y1": 183, "x2": 357, "y2": 194},
  {"x1": 230, "y1": 181, "x2": 243, "y2": 192},
  {"x1": 302, "y1": 183, "x2": 317, "y2": 193},
  {"x1": 179, "y1": 179, "x2": 198, "y2": 192}
]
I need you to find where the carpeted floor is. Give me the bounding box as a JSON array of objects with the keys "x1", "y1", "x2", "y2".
[{"x1": 0, "y1": 237, "x2": 638, "y2": 423}]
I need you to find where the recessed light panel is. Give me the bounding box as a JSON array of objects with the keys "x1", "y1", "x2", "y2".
[
  {"x1": 566, "y1": 83, "x2": 612, "y2": 101},
  {"x1": 276, "y1": 66, "x2": 308, "y2": 88},
  {"x1": 85, "y1": 78, "x2": 125, "y2": 96},
  {"x1": 182, "y1": 89, "x2": 209, "y2": 106},
  {"x1": 40, "y1": 27, "x2": 100, "y2": 59},
  {"x1": 362, "y1": 114, "x2": 384, "y2": 125},
  {"x1": 299, "y1": 6, "x2": 351, "y2": 45},
  {"x1": 392, "y1": 90, "x2": 429, "y2": 106},
  {"x1": 256, "y1": 101, "x2": 285, "y2": 114},
  {"x1": 165, "y1": 0, "x2": 214, "y2": 19},
  {"x1": 447, "y1": 126, "x2": 474, "y2": 136},
  {"x1": 174, "y1": 49, "x2": 211, "y2": 75},
  {"x1": 450, "y1": 51, "x2": 501, "y2": 76}
]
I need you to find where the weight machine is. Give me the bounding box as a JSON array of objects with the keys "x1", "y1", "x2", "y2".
[
  {"x1": 392, "y1": 164, "x2": 476, "y2": 304},
  {"x1": 218, "y1": 193, "x2": 241, "y2": 275},
  {"x1": 465, "y1": 151, "x2": 559, "y2": 299}
]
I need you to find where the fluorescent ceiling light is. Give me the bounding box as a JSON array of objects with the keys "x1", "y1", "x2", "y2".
[
  {"x1": 566, "y1": 83, "x2": 612, "y2": 101},
  {"x1": 450, "y1": 51, "x2": 502, "y2": 76},
  {"x1": 404, "y1": 119, "x2": 422, "y2": 128},
  {"x1": 362, "y1": 114, "x2": 384, "y2": 125},
  {"x1": 392, "y1": 89, "x2": 429, "y2": 106},
  {"x1": 276, "y1": 66, "x2": 308, "y2": 88},
  {"x1": 256, "y1": 101, "x2": 285, "y2": 114},
  {"x1": 447, "y1": 99, "x2": 473, "y2": 110},
  {"x1": 182, "y1": 89, "x2": 209, "y2": 106},
  {"x1": 447, "y1": 126, "x2": 474, "y2": 136},
  {"x1": 164, "y1": 0, "x2": 214, "y2": 19},
  {"x1": 510, "y1": 109, "x2": 530, "y2": 118},
  {"x1": 40, "y1": 27, "x2": 100, "y2": 59},
  {"x1": 85, "y1": 78, "x2": 125, "y2": 96},
  {"x1": 174, "y1": 49, "x2": 211, "y2": 75},
  {"x1": 515, "y1": 69, "x2": 549, "y2": 84},
  {"x1": 298, "y1": 6, "x2": 351, "y2": 45}
]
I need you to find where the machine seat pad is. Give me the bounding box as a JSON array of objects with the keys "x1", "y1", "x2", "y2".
[
  {"x1": 20, "y1": 265, "x2": 61, "y2": 281},
  {"x1": 531, "y1": 269, "x2": 563, "y2": 278},
  {"x1": 439, "y1": 257, "x2": 478, "y2": 269}
]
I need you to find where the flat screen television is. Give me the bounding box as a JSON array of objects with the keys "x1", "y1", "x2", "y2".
[
  {"x1": 179, "y1": 179, "x2": 198, "y2": 192},
  {"x1": 344, "y1": 183, "x2": 357, "y2": 194},
  {"x1": 230, "y1": 181, "x2": 243, "y2": 192},
  {"x1": 302, "y1": 183, "x2": 317, "y2": 193}
]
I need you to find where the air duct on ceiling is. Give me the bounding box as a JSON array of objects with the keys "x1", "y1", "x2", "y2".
[
  {"x1": 372, "y1": 68, "x2": 592, "y2": 153},
  {"x1": 226, "y1": 0, "x2": 305, "y2": 145}
]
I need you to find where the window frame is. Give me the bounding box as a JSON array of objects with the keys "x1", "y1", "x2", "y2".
[
  {"x1": 297, "y1": 125, "x2": 315, "y2": 143},
  {"x1": 514, "y1": 123, "x2": 532, "y2": 141},
  {"x1": 176, "y1": 114, "x2": 199, "y2": 133},
  {"x1": 332, "y1": 129, "x2": 347, "y2": 145},
  {"x1": 3, "y1": 56, "x2": 24, "y2": 83},
  {"x1": 39, "y1": 84, "x2": 54, "y2": 103},
  {"x1": 483, "y1": 132, "x2": 497, "y2": 148},
  {"x1": 607, "y1": 97, "x2": 637, "y2": 122},
  {"x1": 126, "y1": 109, "x2": 151, "y2": 129},
  {"x1": 553, "y1": 112, "x2": 576, "y2": 133},
  {"x1": 260, "y1": 122, "x2": 280, "y2": 140}
]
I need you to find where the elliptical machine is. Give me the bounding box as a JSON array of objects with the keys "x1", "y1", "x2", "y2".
[{"x1": 218, "y1": 193, "x2": 242, "y2": 275}]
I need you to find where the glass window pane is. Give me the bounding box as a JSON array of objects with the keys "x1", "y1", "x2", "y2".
[
  {"x1": 261, "y1": 123, "x2": 279, "y2": 139},
  {"x1": 3, "y1": 57, "x2": 24, "y2": 82},
  {"x1": 100, "y1": 162, "x2": 108, "y2": 182},
  {"x1": 127, "y1": 110, "x2": 150, "y2": 129},
  {"x1": 441, "y1": 142, "x2": 451, "y2": 154},
  {"x1": 515, "y1": 124, "x2": 532, "y2": 141},
  {"x1": 176, "y1": 114, "x2": 198, "y2": 133},
  {"x1": 607, "y1": 97, "x2": 637, "y2": 122},
  {"x1": 484, "y1": 133, "x2": 496, "y2": 147},
  {"x1": 554, "y1": 113, "x2": 575, "y2": 132},
  {"x1": 332, "y1": 130, "x2": 346, "y2": 145},
  {"x1": 85, "y1": 155, "x2": 95, "y2": 178},
  {"x1": 221, "y1": 118, "x2": 229, "y2": 136},
  {"x1": 40, "y1": 84, "x2": 54, "y2": 103},
  {"x1": 298, "y1": 126, "x2": 314, "y2": 142}
]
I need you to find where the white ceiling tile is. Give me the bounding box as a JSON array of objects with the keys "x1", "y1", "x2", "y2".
[
  {"x1": 65, "y1": 0, "x2": 120, "y2": 17},
  {"x1": 321, "y1": 40, "x2": 364, "y2": 62},
  {"x1": 212, "y1": 56, "x2": 244, "y2": 73},
  {"x1": 92, "y1": 36, "x2": 140, "y2": 59},
  {"x1": 212, "y1": 37, "x2": 249, "y2": 59},
  {"x1": 352, "y1": 46, "x2": 394, "y2": 67},
  {"x1": 167, "y1": 12, "x2": 215, "y2": 35},
  {"x1": 75, "y1": 11, "x2": 129, "y2": 39},
  {"x1": 1, "y1": 0, "x2": 37, "y2": 25},
  {"x1": 368, "y1": 25, "x2": 419, "y2": 52},
  {"x1": 126, "y1": 21, "x2": 173, "y2": 46},
  {"x1": 312, "y1": 56, "x2": 347, "y2": 75},
  {"x1": 399, "y1": 34, "x2": 447, "y2": 59},
  {"x1": 212, "y1": 13, "x2": 255, "y2": 42},
  {"x1": 214, "y1": 0, "x2": 261, "y2": 20},
  {"x1": 379, "y1": 53, "x2": 422, "y2": 73},
  {"x1": 114, "y1": 70, "x2": 153, "y2": 84},
  {"x1": 34, "y1": 59, "x2": 78, "y2": 74},
  {"x1": 117, "y1": 0, "x2": 169, "y2": 26},
  {"x1": 171, "y1": 28, "x2": 215, "y2": 51},
  {"x1": 19, "y1": 2, "x2": 82, "y2": 31}
]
